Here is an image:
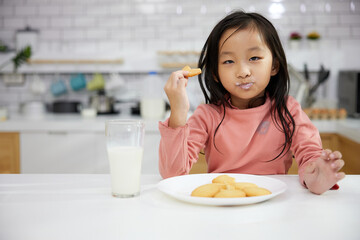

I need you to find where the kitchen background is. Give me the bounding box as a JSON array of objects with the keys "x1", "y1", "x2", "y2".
[{"x1": 0, "y1": 0, "x2": 360, "y2": 117}]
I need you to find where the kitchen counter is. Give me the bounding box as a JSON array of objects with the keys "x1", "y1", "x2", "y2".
[
  {"x1": 0, "y1": 113, "x2": 161, "y2": 132},
  {"x1": 0, "y1": 174, "x2": 359, "y2": 240},
  {"x1": 0, "y1": 114, "x2": 359, "y2": 143}
]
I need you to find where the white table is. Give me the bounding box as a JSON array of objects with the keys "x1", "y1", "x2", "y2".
[{"x1": 0, "y1": 174, "x2": 359, "y2": 240}]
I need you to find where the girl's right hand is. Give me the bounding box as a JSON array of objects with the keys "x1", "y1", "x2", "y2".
[{"x1": 164, "y1": 70, "x2": 190, "y2": 128}]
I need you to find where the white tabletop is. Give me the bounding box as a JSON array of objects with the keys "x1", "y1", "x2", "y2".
[{"x1": 0, "y1": 174, "x2": 359, "y2": 240}]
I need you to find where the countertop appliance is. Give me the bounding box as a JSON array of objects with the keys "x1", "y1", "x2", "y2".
[
  {"x1": 89, "y1": 90, "x2": 118, "y2": 115},
  {"x1": 338, "y1": 71, "x2": 360, "y2": 118}
]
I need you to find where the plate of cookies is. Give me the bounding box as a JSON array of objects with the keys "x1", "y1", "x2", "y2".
[{"x1": 157, "y1": 173, "x2": 287, "y2": 206}]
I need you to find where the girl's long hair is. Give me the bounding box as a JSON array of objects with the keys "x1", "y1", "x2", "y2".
[{"x1": 197, "y1": 10, "x2": 295, "y2": 161}]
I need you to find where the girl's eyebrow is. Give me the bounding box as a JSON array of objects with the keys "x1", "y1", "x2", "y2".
[
  {"x1": 219, "y1": 51, "x2": 234, "y2": 56},
  {"x1": 247, "y1": 46, "x2": 264, "y2": 52},
  {"x1": 219, "y1": 47, "x2": 264, "y2": 57}
]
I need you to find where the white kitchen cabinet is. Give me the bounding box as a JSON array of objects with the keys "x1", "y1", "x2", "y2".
[
  {"x1": 20, "y1": 130, "x2": 161, "y2": 174},
  {"x1": 21, "y1": 131, "x2": 101, "y2": 173}
]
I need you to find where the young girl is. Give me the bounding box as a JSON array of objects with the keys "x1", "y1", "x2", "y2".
[{"x1": 159, "y1": 11, "x2": 345, "y2": 195}]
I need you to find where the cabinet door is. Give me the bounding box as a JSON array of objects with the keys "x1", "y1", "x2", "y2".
[
  {"x1": 94, "y1": 132, "x2": 109, "y2": 173},
  {"x1": 20, "y1": 132, "x2": 98, "y2": 173},
  {"x1": 142, "y1": 132, "x2": 161, "y2": 174},
  {"x1": 0, "y1": 132, "x2": 20, "y2": 173}
]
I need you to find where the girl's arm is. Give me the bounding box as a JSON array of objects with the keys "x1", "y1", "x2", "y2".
[
  {"x1": 288, "y1": 97, "x2": 345, "y2": 194},
  {"x1": 163, "y1": 70, "x2": 190, "y2": 128},
  {"x1": 158, "y1": 106, "x2": 210, "y2": 179}
]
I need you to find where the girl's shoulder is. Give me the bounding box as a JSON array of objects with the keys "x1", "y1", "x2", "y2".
[
  {"x1": 285, "y1": 95, "x2": 302, "y2": 112},
  {"x1": 193, "y1": 103, "x2": 223, "y2": 117}
]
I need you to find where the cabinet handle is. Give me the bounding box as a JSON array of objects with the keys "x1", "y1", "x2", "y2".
[{"x1": 48, "y1": 131, "x2": 68, "y2": 135}]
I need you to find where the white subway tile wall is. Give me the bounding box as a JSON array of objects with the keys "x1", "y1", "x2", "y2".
[
  {"x1": 0, "y1": 0, "x2": 360, "y2": 110},
  {"x1": 0, "y1": 0, "x2": 359, "y2": 51}
]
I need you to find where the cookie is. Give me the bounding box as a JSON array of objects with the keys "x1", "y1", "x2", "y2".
[
  {"x1": 234, "y1": 182, "x2": 258, "y2": 190},
  {"x1": 182, "y1": 65, "x2": 202, "y2": 77},
  {"x1": 214, "y1": 189, "x2": 246, "y2": 198},
  {"x1": 191, "y1": 183, "x2": 221, "y2": 197},
  {"x1": 243, "y1": 187, "x2": 272, "y2": 197},
  {"x1": 212, "y1": 175, "x2": 236, "y2": 184}
]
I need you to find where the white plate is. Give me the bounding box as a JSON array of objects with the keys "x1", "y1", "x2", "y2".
[{"x1": 157, "y1": 173, "x2": 287, "y2": 206}]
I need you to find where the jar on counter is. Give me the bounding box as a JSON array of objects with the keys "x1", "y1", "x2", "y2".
[{"x1": 140, "y1": 71, "x2": 165, "y2": 120}]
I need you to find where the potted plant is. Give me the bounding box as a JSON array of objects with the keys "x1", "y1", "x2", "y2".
[
  {"x1": 289, "y1": 32, "x2": 302, "y2": 49},
  {"x1": 306, "y1": 31, "x2": 321, "y2": 49},
  {"x1": 0, "y1": 45, "x2": 32, "y2": 72}
]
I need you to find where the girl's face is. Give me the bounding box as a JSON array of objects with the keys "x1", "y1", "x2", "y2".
[{"x1": 218, "y1": 27, "x2": 278, "y2": 109}]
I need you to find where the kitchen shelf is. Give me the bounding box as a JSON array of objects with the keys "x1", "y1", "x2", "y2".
[{"x1": 27, "y1": 58, "x2": 124, "y2": 64}]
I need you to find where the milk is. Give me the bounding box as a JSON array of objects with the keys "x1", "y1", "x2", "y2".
[
  {"x1": 107, "y1": 146, "x2": 144, "y2": 197},
  {"x1": 140, "y1": 98, "x2": 165, "y2": 120},
  {"x1": 140, "y1": 71, "x2": 165, "y2": 120}
]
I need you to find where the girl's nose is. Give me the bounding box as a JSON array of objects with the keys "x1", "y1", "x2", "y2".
[{"x1": 236, "y1": 63, "x2": 251, "y2": 78}]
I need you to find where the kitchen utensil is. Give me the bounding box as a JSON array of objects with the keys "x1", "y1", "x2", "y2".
[
  {"x1": 87, "y1": 73, "x2": 105, "y2": 91},
  {"x1": 52, "y1": 101, "x2": 81, "y2": 113},
  {"x1": 81, "y1": 108, "x2": 97, "y2": 118},
  {"x1": 303, "y1": 63, "x2": 309, "y2": 82},
  {"x1": 0, "y1": 107, "x2": 8, "y2": 121},
  {"x1": 89, "y1": 90, "x2": 116, "y2": 114},
  {"x1": 16, "y1": 26, "x2": 38, "y2": 52},
  {"x1": 51, "y1": 80, "x2": 67, "y2": 97},
  {"x1": 309, "y1": 65, "x2": 330, "y2": 95},
  {"x1": 30, "y1": 74, "x2": 46, "y2": 95},
  {"x1": 105, "y1": 73, "x2": 125, "y2": 92},
  {"x1": 70, "y1": 73, "x2": 86, "y2": 91},
  {"x1": 22, "y1": 101, "x2": 46, "y2": 119}
]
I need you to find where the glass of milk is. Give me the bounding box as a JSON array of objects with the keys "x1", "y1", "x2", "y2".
[{"x1": 105, "y1": 120, "x2": 145, "y2": 198}]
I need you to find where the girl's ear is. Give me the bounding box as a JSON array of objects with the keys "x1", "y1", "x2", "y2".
[{"x1": 271, "y1": 60, "x2": 280, "y2": 76}]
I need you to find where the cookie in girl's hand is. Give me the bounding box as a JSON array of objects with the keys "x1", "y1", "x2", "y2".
[{"x1": 182, "y1": 65, "x2": 202, "y2": 77}]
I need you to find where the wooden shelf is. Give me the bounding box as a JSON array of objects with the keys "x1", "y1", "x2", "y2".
[{"x1": 27, "y1": 58, "x2": 124, "y2": 65}]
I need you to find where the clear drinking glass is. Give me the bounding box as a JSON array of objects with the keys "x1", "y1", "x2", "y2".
[{"x1": 105, "y1": 120, "x2": 145, "y2": 198}]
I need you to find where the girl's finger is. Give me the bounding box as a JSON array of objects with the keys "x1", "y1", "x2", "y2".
[
  {"x1": 331, "y1": 159, "x2": 345, "y2": 171},
  {"x1": 335, "y1": 172, "x2": 346, "y2": 181},
  {"x1": 168, "y1": 71, "x2": 185, "y2": 88},
  {"x1": 321, "y1": 149, "x2": 332, "y2": 161},
  {"x1": 329, "y1": 151, "x2": 342, "y2": 160}
]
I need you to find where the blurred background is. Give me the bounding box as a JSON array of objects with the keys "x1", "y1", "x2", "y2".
[{"x1": 0, "y1": 0, "x2": 359, "y2": 117}]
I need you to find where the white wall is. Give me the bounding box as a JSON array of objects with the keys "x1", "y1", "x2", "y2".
[
  {"x1": 1, "y1": 0, "x2": 360, "y2": 109},
  {"x1": 1, "y1": 0, "x2": 359, "y2": 52}
]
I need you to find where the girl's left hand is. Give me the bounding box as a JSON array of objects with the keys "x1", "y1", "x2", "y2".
[{"x1": 303, "y1": 149, "x2": 345, "y2": 195}]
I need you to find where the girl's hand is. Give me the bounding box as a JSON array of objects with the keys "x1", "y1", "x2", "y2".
[
  {"x1": 303, "y1": 149, "x2": 345, "y2": 195},
  {"x1": 164, "y1": 70, "x2": 190, "y2": 128}
]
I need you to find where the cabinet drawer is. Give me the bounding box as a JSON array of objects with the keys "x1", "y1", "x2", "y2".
[{"x1": 0, "y1": 132, "x2": 20, "y2": 173}]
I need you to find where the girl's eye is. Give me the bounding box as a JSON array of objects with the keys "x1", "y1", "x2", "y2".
[
  {"x1": 249, "y1": 57, "x2": 260, "y2": 61},
  {"x1": 223, "y1": 60, "x2": 234, "y2": 64}
]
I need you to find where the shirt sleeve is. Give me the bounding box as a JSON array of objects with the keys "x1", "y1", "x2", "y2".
[
  {"x1": 288, "y1": 97, "x2": 323, "y2": 186},
  {"x1": 158, "y1": 105, "x2": 210, "y2": 179}
]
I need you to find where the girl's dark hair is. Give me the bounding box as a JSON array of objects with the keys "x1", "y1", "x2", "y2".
[{"x1": 197, "y1": 10, "x2": 295, "y2": 161}]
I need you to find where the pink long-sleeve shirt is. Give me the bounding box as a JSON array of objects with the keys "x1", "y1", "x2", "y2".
[{"x1": 158, "y1": 96, "x2": 323, "y2": 185}]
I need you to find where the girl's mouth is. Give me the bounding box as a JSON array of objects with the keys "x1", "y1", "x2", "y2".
[{"x1": 235, "y1": 82, "x2": 254, "y2": 90}]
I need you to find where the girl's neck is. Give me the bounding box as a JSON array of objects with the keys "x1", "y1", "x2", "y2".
[{"x1": 230, "y1": 95, "x2": 266, "y2": 109}]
